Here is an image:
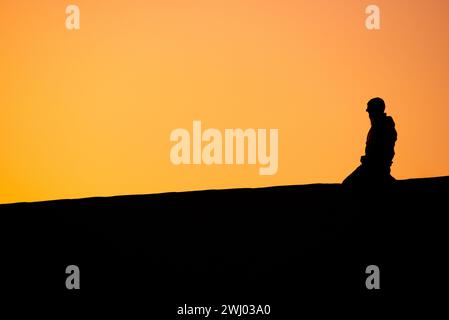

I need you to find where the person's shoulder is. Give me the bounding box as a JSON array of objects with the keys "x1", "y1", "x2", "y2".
[{"x1": 385, "y1": 115, "x2": 395, "y2": 127}]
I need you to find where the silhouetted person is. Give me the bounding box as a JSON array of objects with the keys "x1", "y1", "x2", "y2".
[{"x1": 343, "y1": 97, "x2": 397, "y2": 188}]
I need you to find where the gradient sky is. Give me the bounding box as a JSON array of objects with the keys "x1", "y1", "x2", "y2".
[{"x1": 1, "y1": 0, "x2": 449, "y2": 203}]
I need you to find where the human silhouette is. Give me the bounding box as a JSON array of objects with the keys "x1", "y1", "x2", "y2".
[{"x1": 343, "y1": 97, "x2": 397, "y2": 188}]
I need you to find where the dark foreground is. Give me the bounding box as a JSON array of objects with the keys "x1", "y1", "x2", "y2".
[{"x1": 1, "y1": 177, "x2": 448, "y2": 316}]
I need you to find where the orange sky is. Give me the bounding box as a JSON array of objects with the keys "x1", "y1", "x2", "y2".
[{"x1": 1, "y1": 0, "x2": 449, "y2": 204}]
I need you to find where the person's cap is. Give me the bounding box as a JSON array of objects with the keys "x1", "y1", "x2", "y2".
[{"x1": 366, "y1": 97, "x2": 385, "y2": 113}]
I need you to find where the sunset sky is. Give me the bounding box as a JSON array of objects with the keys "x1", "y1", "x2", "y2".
[{"x1": 1, "y1": 0, "x2": 449, "y2": 204}]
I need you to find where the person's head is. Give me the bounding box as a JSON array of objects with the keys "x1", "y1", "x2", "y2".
[{"x1": 366, "y1": 97, "x2": 385, "y2": 124}]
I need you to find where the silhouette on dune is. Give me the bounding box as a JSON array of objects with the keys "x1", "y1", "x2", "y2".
[{"x1": 344, "y1": 97, "x2": 397, "y2": 188}]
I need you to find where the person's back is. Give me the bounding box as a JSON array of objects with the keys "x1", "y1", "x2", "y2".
[
  {"x1": 363, "y1": 112, "x2": 397, "y2": 173},
  {"x1": 343, "y1": 97, "x2": 397, "y2": 188}
]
